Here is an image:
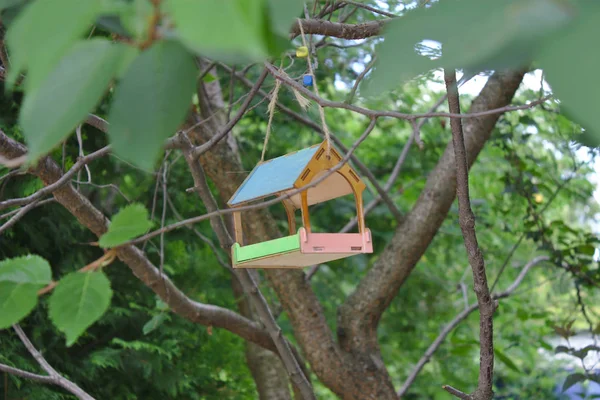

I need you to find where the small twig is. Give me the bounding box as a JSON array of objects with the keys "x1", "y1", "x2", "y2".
[
  {"x1": 166, "y1": 194, "x2": 233, "y2": 272},
  {"x1": 346, "y1": 55, "x2": 375, "y2": 104},
  {"x1": 71, "y1": 181, "x2": 130, "y2": 202},
  {"x1": 0, "y1": 169, "x2": 25, "y2": 184},
  {"x1": 0, "y1": 363, "x2": 56, "y2": 385},
  {"x1": 0, "y1": 146, "x2": 110, "y2": 212},
  {"x1": 12, "y1": 325, "x2": 95, "y2": 400},
  {"x1": 342, "y1": 0, "x2": 398, "y2": 17},
  {"x1": 0, "y1": 199, "x2": 50, "y2": 235},
  {"x1": 198, "y1": 61, "x2": 218, "y2": 82},
  {"x1": 444, "y1": 69, "x2": 494, "y2": 400},
  {"x1": 159, "y1": 158, "x2": 169, "y2": 290},
  {"x1": 75, "y1": 124, "x2": 92, "y2": 191},
  {"x1": 191, "y1": 68, "x2": 268, "y2": 159},
  {"x1": 227, "y1": 65, "x2": 236, "y2": 123},
  {"x1": 37, "y1": 250, "x2": 117, "y2": 296},
  {"x1": 443, "y1": 385, "x2": 472, "y2": 400}
]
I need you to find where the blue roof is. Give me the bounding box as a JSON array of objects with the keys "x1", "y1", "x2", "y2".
[{"x1": 228, "y1": 145, "x2": 320, "y2": 206}]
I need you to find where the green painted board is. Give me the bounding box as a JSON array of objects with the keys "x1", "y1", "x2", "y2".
[{"x1": 233, "y1": 233, "x2": 301, "y2": 263}]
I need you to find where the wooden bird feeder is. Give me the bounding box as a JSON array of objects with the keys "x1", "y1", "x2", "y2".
[{"x1": 227, "y1": 141, "x2": 373, "y2": 268}]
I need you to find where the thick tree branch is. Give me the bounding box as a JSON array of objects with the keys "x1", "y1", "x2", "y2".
[
  {"x1": 12, "y1": 325, "x2": 95, "y2": 400},
  {"x1": 0, "y1": 130, "x2": 277, "y2": 354},
  {"x1": 291, "y1": 19, "x2": 388, "y2": 39},
  {"x1": 444, "y1": 69, "x2": 495, "y2": 400},
  {"x1": 338, "y1": 69, "x2": 526, "y2": 358}
]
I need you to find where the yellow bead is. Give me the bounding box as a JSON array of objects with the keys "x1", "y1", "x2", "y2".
[{"x1": 296, "y1": 46, "x2": 309, "y2": 58}]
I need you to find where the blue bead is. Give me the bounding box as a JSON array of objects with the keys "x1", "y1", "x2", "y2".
[{"x1": 303, "y1": 75, "x2": 313, "y2": 86}]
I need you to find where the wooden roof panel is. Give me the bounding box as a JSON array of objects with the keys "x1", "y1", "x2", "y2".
[{"x1": 227, "y1": 144, "x2": 320, "y2": 206}]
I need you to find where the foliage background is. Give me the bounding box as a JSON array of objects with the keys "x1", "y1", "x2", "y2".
[{"x1": 1, "y1": 0, "x2": 599, "y2": 399}]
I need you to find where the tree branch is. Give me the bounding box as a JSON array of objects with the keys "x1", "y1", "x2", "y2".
[
  {"x1": 0, "y1": 146, "x2": 110, "y2": 212},
  {"x1": 291, "y1": 19, "x2": 388, "y2": 39},
  {"x1": 444, "y1": 69, "x2": 494, "y2": 400},
  {"x1": 0, "y1": 364, "x2": 56, "y2": 385},
  {"x1": 265, "y1": 63, "x2": 550, "y2": 122},
  {"x1": 12, "y1": 325, "x2": 95, "y2": 400},
  {"x1": 0, "y1": 130, "x2": 278, "y2": 354}
]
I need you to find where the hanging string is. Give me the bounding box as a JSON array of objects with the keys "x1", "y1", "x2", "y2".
[
  {"x1": 297, "y1": 18, "x2": 332, "y2": 157},
  {"x1": 261, "y1": 66, "x2": 282, "y2": 162}
]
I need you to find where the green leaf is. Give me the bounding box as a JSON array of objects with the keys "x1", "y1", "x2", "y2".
[
  {"x1": 536, "y1": 3, "x2": 600, "y2": 148},
  {"x1": 165, "y1": 0, "x2": 269, "y2": 62},
  {"x1": 494, "y1": 348, "x2": 520, "y2": 373},
  {"x1": 0, "y1": 255, "x2": 51, "y2": 329},
  {"x1": 20, "y1": 39, "x2": 127, "y2": 162},
  {"x1": 142, "y1": 313, "x2": 168, "y2": 335},
  {"x1": 562, "y1": 372, "x2": 586, "y2": 392},
  {"x1": 49, "y1": 271, "x2": 112, "y2": 346},
  {"x1": 365, "y1": 0, "x2": 574, "y2": 96},
  {"x1": 0, "y1": 0, "x2": 25, "y2": 11},
  {"x1": 119, "y1": 0, "x2": 153, "y2": 40},
  {"x1": 267, "y1": 0, "x2": 303, "y2": 36},
  {"x1": 107, "y1": 40, "x2": 197, "y2": 170},
  {"x1": 99, "y1": 203, "x2": 153, "y2": 248},
  {"x1": 5, "y1": 0, "x2": 102, "y2": 91},
  {"x1": 0, "y1": 255, "x2": 52, "y2": 285}
]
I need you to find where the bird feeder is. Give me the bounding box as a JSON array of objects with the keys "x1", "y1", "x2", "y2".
[{"x1": 227, "y1": 141, "x2": 373, "y2": 268}]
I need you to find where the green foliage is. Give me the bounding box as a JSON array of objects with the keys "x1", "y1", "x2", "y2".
[
  {"x1": 366, "y1": 0, "x2": 600, "y2": 148},
  {"x1": 20, "y1": 39, "x2": 127, "y2": 161},
  {"x1": 0, "y1": 255, "x2": 51, "y2": 328},
  {"x1": 1, "y1": 1, "x2": 599, "y2": 398},
  {"x1": 5, "y1": 0, "x2": 103, "y2": 91},
  {"x1": 107, "y1": 40, "x2": 197, "y2": 170},
  {"x1": 4, "y1": 0, "x2": 304, "y2": 169},
  {"x1": 537, "y1": 2, "x2": 600, "y2": 148},
  {"x1": 99, "y1": 203, "x2": 153, "y2": 248},
  {"x1": 49, "y1": 271, "x2": 112, "y2": 346}
]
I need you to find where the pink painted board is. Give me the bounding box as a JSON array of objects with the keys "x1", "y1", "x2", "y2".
[{"x1": 299, "y1": 228, "x2": 373, "y2": 254}]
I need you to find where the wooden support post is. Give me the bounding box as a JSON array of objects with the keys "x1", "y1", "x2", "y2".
[
  {"x1": 354, "y1": 189, "x2": 365, "y2": 234},
  {"x1": 300, "y1": 190, "x2": 311, "y2": 233},
  {"x1": 282, "y1": 199, "x2": 297, "y2": 235},
  {"x1": 233, "y1": 211, "x2": 244, "y2": 245}
]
